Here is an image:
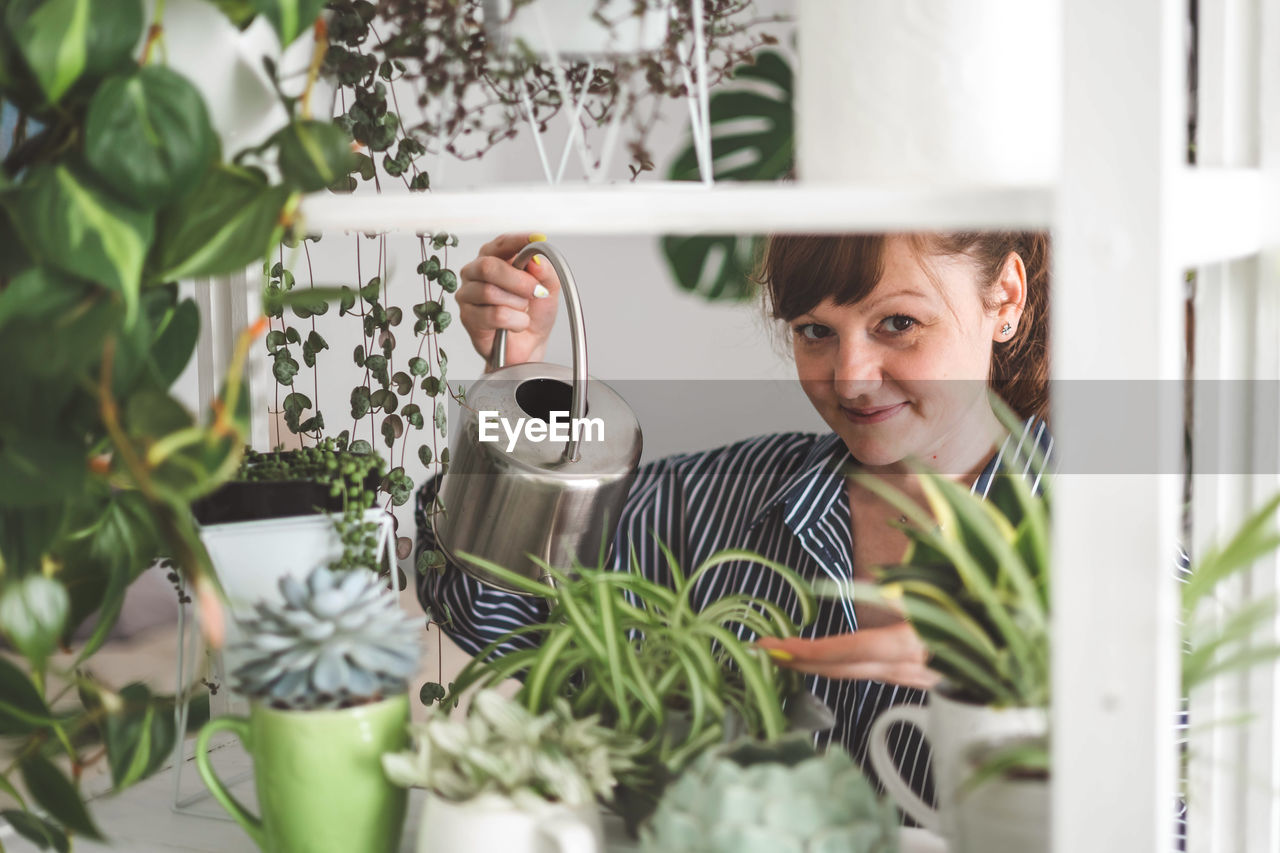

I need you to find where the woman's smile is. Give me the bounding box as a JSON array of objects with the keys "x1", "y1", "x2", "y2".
[{"x1": 840, "y1": 401, "x2": 909, "y2": 424}]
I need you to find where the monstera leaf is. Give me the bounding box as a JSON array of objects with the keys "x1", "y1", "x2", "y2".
[{"x1": 661, "y1": 51, "x2": 793, "y2": 302}]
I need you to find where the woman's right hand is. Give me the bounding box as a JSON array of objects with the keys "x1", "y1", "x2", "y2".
[{"x1": 456, "y1": 233, "x2": 561, "y2": 370}]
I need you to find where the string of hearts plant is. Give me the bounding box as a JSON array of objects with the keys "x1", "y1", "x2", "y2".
[{"x1": 262, "y1": 1, "x2": 468, "y2": 587}]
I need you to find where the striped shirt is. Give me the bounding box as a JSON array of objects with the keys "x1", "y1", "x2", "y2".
[{"x1": 415, "y1": 417, "x2": 1056, "y2": 807}]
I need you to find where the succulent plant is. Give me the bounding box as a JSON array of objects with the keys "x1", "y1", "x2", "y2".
[
  {"x1": 380, "y1": 689, "x2": 638, "y2": 809},
  {"x1": 232, "y1": 565, "x2": 421, "y2": 710},
  {"x1": 641, "y1": 736, "x2": 899, "y2": 853}
]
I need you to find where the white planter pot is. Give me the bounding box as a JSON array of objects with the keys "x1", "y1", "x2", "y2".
[
  {"x1": 951, "y1": 772, "x2": 1049, "y2": 853},
  {"x1": 483, "y1": 0, "x2": 669, "y2": 59},
  {"x1": 417, "y1": 792, "x2": 602, "y2": 853},
  {"x1": 867, "y1": 691, "x2": 1047, "y2": 845},
  {"x1": 198, "y1": 509, "x2": 395, "y2": 688},
  {"x1": 797, "y1": 0, "x2": 1060, "y2": 185}
]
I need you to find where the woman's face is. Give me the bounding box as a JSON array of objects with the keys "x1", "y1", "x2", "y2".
[{"x1": 790, "y1": 236, "x2": 1022, "y2": 474}]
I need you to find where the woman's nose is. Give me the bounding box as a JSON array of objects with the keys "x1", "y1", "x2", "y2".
[{"x1": 832, "y1": 337, "x2": 883, "y2": 400}]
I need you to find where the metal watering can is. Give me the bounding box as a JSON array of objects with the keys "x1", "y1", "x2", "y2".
[{"x1": 432, "y1": 242, "x2": 643, "y2": 593}]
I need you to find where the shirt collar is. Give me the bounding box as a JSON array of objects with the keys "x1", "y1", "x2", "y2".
[{"x1": 748, "y1": 432, "x2": 849, "y2": 534}]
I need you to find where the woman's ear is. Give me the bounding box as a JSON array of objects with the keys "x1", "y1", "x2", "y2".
[{"x1": 993, "y1": 252, "x2": 1028, "y2": 342}]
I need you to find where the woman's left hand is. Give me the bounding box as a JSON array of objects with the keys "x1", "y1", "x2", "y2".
[{"x1": 756, "y1": 623, "x2": 941, "y2": 690}]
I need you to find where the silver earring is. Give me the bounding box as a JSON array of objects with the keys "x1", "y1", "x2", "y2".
[{"x1": 1000, "y1": 322, "x2": 1013, "y2": 337}]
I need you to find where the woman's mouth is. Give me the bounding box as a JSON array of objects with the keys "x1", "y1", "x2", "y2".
[{"x1": 840, "y1": 402, "x2": 908, "y2": 424}]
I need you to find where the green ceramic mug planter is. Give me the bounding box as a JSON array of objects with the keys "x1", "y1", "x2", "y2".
[{"x1": 195, "y1": 695, "x2": 410, "y2": 853}]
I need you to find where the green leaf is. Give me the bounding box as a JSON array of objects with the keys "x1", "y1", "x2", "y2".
[
  {"x1": 266, "y1": 329, "x2": 287, "y2": 353},
  {"x1": 7, "y1": 0, "x2": 143, "y2": 105},
  {"x1": 0, "y1": 431, "x2": 88, "y2": 508},
  {"x1": 150, "y1": 297, "x2": 200, "y2": 387},
  {"x1": 251, "y1": 0, "x2": 326, "y2": 46},
  {"x1": 381, "y1": 413, "x2": 403, "y2": 447},
  {"x1": 125, "y1": 388, "x2": 192, "y2": 437},
  {"x1": 660, "y1": 233, "x2": 763, "y2": 302},
  {"x1": 434, "y1": 401, "x2": 446, "y2": 433},
  {"x1": 387, "y1": 466, "x2": 412, "y2": 505},
  {"x1": 205, "y1": 0, "x2": 257, "y2": 28},
  {"x1": 20, "y1": 754, "x2": 103, "y2": 839},
  {"x1": 0, "y1": 655, "x2": 55, "y2": 734},
  {"x1": 0, "y1": 809, "x2": 70, "y2": 853},
  {"x1": 272, "y1": 119, "x2": 360, "y2": 192},
  {"x1": 662, "y1": 51, "x2": 793, "y2": 303},
  {"x1": 84, "y1": 66, "x2": 216, "y2": 208},
  {"x1": 282, "y1": 391, "x2": 311, "y2": 415},
  {"x1": 7, "y1": 165, "x2": 154, "y2": 326},
  {"x1": 365, "y1": 354, "x2": 389, "y2": 388},
  {"x1": 437, "y1": 269, "x2": 457, "y2": 292},
  {"x1": 416, "y1": 549, "x2": 445, "y2": 575},
  {"x1": 152, "y1": 164, "x2": 290, "y2": 281},
  {"x1": 417, "y1": 445, "x2": 432, "y2": 466},
  {"x1": 0, "y1": 576, "x2": 69, "y2": 668},
  {"x1": 402, "y1": 403, "x2": 423, "y2": 429},
  {"x1": 105, "y1": 684, "x2": 177, "y2": 789},
  {"x1": 272, "y1": 351, "x2": 299, "y2": 385},
  {"x1": 421, "y1": 376, "x2": 441, "y2": 396},
  {"x1": 408, "y1": 356, "x2": 429, "y2": 376},
  {"x1": 350, "y1": 385, "x2": 371, "y2": 418},
  {"x1": 65, "y1": 491, "x2": 160, "y2": 660}
]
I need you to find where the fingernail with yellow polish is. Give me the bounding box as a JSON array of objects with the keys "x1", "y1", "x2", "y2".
[
  {"x1": 528, "y1": 232, "x2": 548, "y2": 243},
  {"x1": 531, "y1": 255, "x2": 542, "y2": 266},
  {"x1": 764, "y1": 648, "x2": 793, "y2": 662},
  {"x1": 533, "y1": 284, "x2": 550, "y2": 299}
]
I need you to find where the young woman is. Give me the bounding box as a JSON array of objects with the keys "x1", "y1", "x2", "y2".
[{"x1": 415, "y1": 230, "x2": 1052, "y2": 804}]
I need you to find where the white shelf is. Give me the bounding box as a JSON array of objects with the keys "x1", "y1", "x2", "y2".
[
  {"x1": 1172, "y1": 167, "x2": 1277, "y2": 266},
  {"x1": 297, "y1": 181, "x2": 1055, "y2": 236}
]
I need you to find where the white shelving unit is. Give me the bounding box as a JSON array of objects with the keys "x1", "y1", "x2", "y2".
[{"x1": 201, "y1": 2, "x2": 1280, "y2": 851}]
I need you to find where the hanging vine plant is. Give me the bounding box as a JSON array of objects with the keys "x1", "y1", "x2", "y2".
[{"x1": 260, "y1": 0, "x2": 467, "y2": 580}]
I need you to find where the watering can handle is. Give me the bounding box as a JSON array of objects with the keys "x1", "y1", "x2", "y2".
[{"x1": 490, "y1": 241, "x2": 588, "y2": 463}]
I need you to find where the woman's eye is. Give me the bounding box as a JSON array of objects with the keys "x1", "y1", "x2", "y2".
[
  {"x1": 881, "y1": 315, "x2": 918, "y2": 334},
  {"x1": 794, "y1": 323, "x2": 833, "y2": 341}
]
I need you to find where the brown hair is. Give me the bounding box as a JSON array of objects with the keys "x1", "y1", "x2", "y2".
[{"x1": 758, "y1": 232, "x2": 1050, "y2": 424}]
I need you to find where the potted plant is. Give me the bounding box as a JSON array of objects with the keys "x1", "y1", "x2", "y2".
[
  {"x1": 191, "y1": 437, "x2": 399, "y2": 693},
  {"x1": 640, "y1": 735, "x2": 900, "y2": 852},
  {"x1": 854, "y1": 436, "x2": 1280, "y2": 853},
  {"x1": 0, "y1": 0, "x2": 343, "y2": 847},
  {"x1": 195, "y1": 564, "x2": 421, "y2": 853},
  {"x1": 847, "y1": 444, "x2": 1051, "y2": 853},
  {"x1": 382, "y1": 688, "x2": 638, "y2": 853},
  {"x1": 443, "y1": 544, "x2": 832, "y2": 830}
]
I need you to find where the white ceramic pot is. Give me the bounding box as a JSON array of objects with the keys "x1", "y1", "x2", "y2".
[
  {"x1": 950, "y1": 771, "x2": 1049, "y2": 853},
  {"x1": 796, "y1": 0, "x2": 1060, "y2": 185},
  {"x1": 417, "y1": 792, "x2": 602, "y2": 853},
  {"x1": 483, "y1": 0, "x2": 669, "y2": 59},
  {"x1": 867, "y1": 690, "x2": 1047, "y2": 846}
]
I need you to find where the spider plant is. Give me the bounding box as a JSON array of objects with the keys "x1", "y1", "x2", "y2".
[
  {"x1": 845, "y1": 460, "x2": 1052, "y2": 710},
  {"x1": 1182, "y1": 491, "x2": 1280, "y2": 692},
  {"x1": 445, "y1": 543, "x2": 817, "y2": 823}
]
